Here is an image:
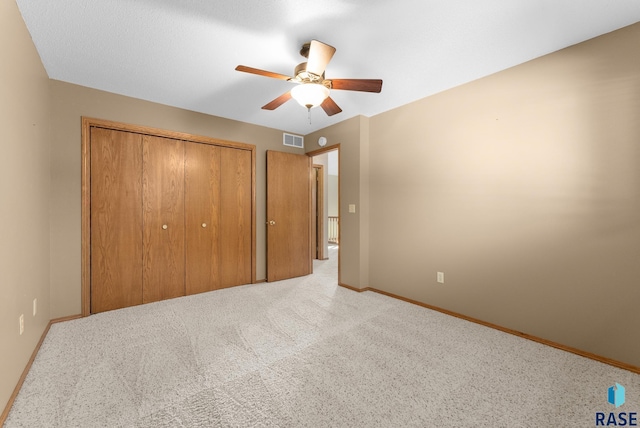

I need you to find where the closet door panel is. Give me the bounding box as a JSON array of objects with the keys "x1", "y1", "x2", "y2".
[
  {"x1": 142, "y1": 135, "x2": 185, "y2": 303},
  {"x1": 220, "y1": 147, "x2": 252, "y2": 287},
  {"x1": 90, "y1": 128, "x2": 143, "y2": 313},
  {"x1": 185, "y1": 142, "x2": 221, "y2": 294}
]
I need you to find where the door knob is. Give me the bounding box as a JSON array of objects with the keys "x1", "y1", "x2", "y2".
[
  {"x1": 202, "y1": 223, "x2": 207, "y2": 228},
  {"x1": 162, "y1": 224, "x2": 168, "y2": 230},
  {"x1": 266, "y1": 220, "x2": 276, "y2": 226}
]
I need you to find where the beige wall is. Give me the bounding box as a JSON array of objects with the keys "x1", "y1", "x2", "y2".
[
  {"x1": 328, "y1": 175, "x2": 339, "y2": 217},
  {"x1": 305, "y1": 116, "x2": 369, "y2": 288},
  {"x1": 49, "y1": 81, "x2": 305, "y2": 318},
  {"x1": 0, "y1": 0, "x2": 52, "y2": 412},
  {"x1": 368, "y1": 22, "x2": 640, "y2": 366}
]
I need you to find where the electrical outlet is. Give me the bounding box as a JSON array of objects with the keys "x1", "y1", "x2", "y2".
[
  {"x1": 437, "y1": 272, "x2": 445, "y2": 284},
  {"x1": 19, "y1": 314, "x2": 24, "y2": 335},
  {"x1": 33, "y1": 298, "x2": 37, "y2": 316}
]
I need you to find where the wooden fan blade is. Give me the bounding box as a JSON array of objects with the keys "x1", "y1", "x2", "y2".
[
  {"x1": 306, "y1": 40, "x2": 336, "y2": 77},
  {"x1": 262, "y1": 91, "x2": 292, "y2": 110},
  {"x1": 330, "y1": 79, "x2": 383, "y2": 93},
  {"x1": 235, "y1": 65, "x2": 292, "y2": 81},
  {"x1": 320, "y1": 97, "x2": 342, "y2": 116}
]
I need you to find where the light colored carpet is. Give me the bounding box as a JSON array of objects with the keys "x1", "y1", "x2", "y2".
[{"x1": 6, "y1": 247, "x2": 639, "y2": 427}]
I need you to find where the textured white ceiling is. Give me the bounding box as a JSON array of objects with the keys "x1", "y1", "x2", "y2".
[{"x1": 16, "y1": 0, "x2": 640, "y2": 135}]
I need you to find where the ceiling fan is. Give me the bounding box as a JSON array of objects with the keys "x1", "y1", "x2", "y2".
[{"x1": 235, "y1": 40, "x2": 383, "y2": 116}]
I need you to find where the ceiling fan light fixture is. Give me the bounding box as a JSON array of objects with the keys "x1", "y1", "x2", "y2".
[{"x1": 291, "y1": 83, "x2": 330, "y2": 109}]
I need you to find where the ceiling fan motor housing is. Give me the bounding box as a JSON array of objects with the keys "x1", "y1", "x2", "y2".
[
  {"x1": 294, "y1": 62, "x2": 328, "y2": 86},
  {"x1": 294, "y1": 62, "x2": 326, "y2": 86}
]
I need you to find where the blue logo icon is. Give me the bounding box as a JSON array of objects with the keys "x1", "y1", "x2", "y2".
[{"x1": 608, "y1": 383, "x2": 625, "y2": 408}]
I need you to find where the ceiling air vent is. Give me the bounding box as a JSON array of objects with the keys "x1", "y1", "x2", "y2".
[{"x1": 283, "y1": 133, "x2": 304, "y2": 149}]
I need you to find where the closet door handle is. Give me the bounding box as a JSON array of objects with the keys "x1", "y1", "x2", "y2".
[{"x1": 162, "y1": 224, "x2": 168, "y2": 230}]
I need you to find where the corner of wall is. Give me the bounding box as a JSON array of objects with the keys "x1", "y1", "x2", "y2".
[
  {"x1": 1, "y1": 0, "x2": 53, "y2": 414},
  {"x1": 359, "y1": 116, "x2": 371, "y2": 288}
]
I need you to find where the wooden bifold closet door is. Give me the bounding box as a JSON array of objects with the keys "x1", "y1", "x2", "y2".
[
  {"x1": 89, "y1": 125, "x2": 252, "y2": 314},
  {"x1": 90, "y1": 128, "x2": 144, "y2": 313},
  {"x1": 142, "y1": 135, "x2": 186, "y2": 303},
  {"x1": 220, "y1": 147, "x2": 252, "y2": 288},
  {"x1": 185, "y1": 142, "x2": 221, "y2": 295}
]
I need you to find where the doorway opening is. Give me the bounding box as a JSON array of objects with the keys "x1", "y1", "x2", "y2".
[{"x1": 308, "y1": 146, "x2": 339, "y2": 281}]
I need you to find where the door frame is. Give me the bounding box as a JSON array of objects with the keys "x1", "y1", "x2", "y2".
[
  {"x1": 306, "y1": 144, "x2": 340, "y2": 285},
  {"x1": 81, "y1": 117, "x2": 257, "y2": 316},
  {"x1": 312, "y1": 164, "x2": 325, "y2": 260}
]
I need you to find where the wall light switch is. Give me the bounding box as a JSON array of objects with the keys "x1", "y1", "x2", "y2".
[
  {"x1": 349, "y1": 204, "x2": 356, "y2": 213},
  {"x1": 437, "y1": 272, "x2": 445, "y2": 284},
  {"x1": 19, "y1": 314, "x2": 24, "y2": 335},
  {"x1": 33, "y1": 298, "x2": 37, "y2": 317}
]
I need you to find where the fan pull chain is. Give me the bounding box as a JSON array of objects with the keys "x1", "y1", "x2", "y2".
[{"x1": 308, "y1": 107, "x2": 312, "y2": 125}]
